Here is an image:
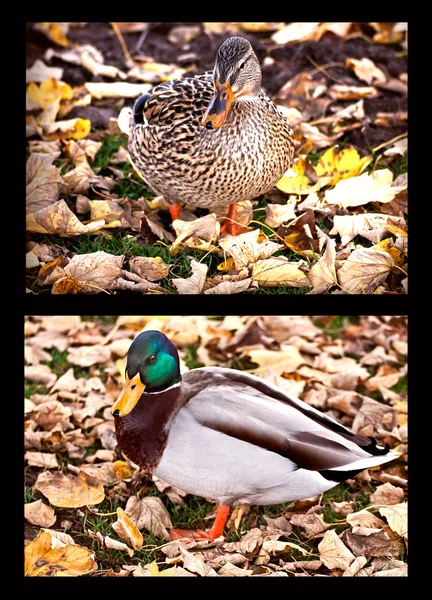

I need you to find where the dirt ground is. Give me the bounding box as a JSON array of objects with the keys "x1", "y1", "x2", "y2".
[{"x1": 26, "y1": 22, "x2": 407, "y2": 152}]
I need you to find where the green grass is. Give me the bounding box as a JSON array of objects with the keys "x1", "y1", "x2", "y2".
[
  {"x1": 25, "y1": 383, "x2": 48, "y2": 398},
  {"x1": 312, "y1": 316, "x2": 360, "y2": 338},
  {"x1": 93, "y1": 134, "x2": 127, "y2": 170}
]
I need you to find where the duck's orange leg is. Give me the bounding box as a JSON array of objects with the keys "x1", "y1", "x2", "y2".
[
  {"x1": 220, "y1": 204, "x2": 249, "y2": 236},
  {"x1": 169, "y1": 204, "x2": 181, "y2": 221},
  {"x1": 168, "y1": 505, "x2": 231, "y2": 541}
]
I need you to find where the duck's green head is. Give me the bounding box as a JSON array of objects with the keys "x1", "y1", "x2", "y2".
[{"x1": 111, "y1": 331, "x2": 181, "y2": 418}]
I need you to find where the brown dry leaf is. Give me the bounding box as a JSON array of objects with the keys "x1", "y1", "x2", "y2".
[
  {"x1": 344, "y1": 528, "x2": 396, "y2": 558},
  {"x1": 251, "y1": 257, "x2": 310, "y2": 288},
  {"x1": 246, "y1": 346, "x2": 304, "y2": 376},
  {"x1": 67, "y1": 345, "x2": 112, "y2": 367},
  {"x1": 25, "y1": 345, "x2": 52, "y2": 365},
  {"x1": 53, "y1": 251, "x2": 124, "y2": 294},
  {"x1": 180, "y1": 548, "x2": 218, "y2": 577},
  {"x1": 290, "y1": 512, "x2": 330, "y2": 538},
  {"x1": 342, "y1": 556, "x2": 368, "y2": 577},
  {"x1": 112, "y1": 508, "x2": 144, "y2": 550},
  {"x1": 262, "y1": 539, "x2": 309, "y2": 556},
  {"x1": 346, "y1": 509, "x2": 386, "y2": 529},
  {"x1": 337, "y1": 248, "x2": 393, "y2": 294},
  {"x1": 217, "y1": 562, "x2": 253, "y2": 576},
  {"x1": 370, "y1": 483, "x2": 405, "y2": 506},
  {"x1": 26, "y1": 200, "x2": 105, "y2": 236},
  {"x1": 26, "y1": 152, "x2": 64, "y2": 215},
  {"x1": 25, "y1": 530, "x2": 97, "y2": 576},
  {"x1": 24, "y1": 364, "x2": 57, "y2": 388},
  {"x1": 219, "y1": 229, "x2": 283, "y2": 271},
  {"x1": 379, "y1": 503, "x2": 407, "y2": 540},
  {"x1": 224, "y1": 528, "x2": 264, "y2": 554},
  {"x1": 25, "y1": 451, "x2": 59, "y2": 468},
  {"x1": 330, "y1": 213, "x2": 406, "y2": 247},
  {"x1": 125, "y1": 496, "x2": 173, "y2": 539},
  {"x1": 171, "y1": 259, "x2": 208, "y2": 294},
  {"x1": 278, "y1": 210, "x2": 320, "y2": 259},
  {"x1": 265, "y1": 202, "x2": 296, "y2": 227},
  {"x1": 351, "y1": 396, "x2": 397, "y2": 437},
  {"x1": 325, "y1": 169, "x2": 407, "y2": 208},
  {"x1": 307, "y1": 238, "x2": 338, "y2": 293},
  {"x1": 346, "y1": 57, "x2": 387, "y2": 85},
  {"x1": 366, "y1": 365, "x2": 403, "y2": 391},
  {"x1": 171, "y1": 214, "x2": 220, "y2": 251},
  {"x1": 204, "y1": 278, "x2": 254, "y2": 294},
  {"x1": 271, "y1": 22, "x2": 321, "y2": 44},
  {"x1": 35, "y1": 470, "x2": 105, "y2": 508},
  {"x1": 25, "y1": 499, "x2": 56, "y2": 528},
  {"x1": 318, "y1": 530, "x2": 355, "y2": 570},
  {"x1": 104, "y1": 536, "x2": 134, "y2": 557},
  {"x1": 129, "y1": 256, "x2": 170, "y2": 282}
]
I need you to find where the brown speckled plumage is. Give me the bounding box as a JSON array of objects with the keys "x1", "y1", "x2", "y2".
[{"x1": 128, "y1": 37, "x2": 294, "y2": 210}]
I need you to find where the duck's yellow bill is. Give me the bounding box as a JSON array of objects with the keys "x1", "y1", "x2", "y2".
[
  {"x1": 111, "y1": 372, "x2": 146, "y2": 417},
  {"x1": 202, "y1": 81, "x2": 234, "y2": 130}
]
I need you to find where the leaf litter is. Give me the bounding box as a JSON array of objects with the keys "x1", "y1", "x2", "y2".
[
  {"x1": 26, "y1": 22, "x2": 407, "y2": 294},
  {"x1": 25, "y1": 316, "x2": 408, "y2": 576}
]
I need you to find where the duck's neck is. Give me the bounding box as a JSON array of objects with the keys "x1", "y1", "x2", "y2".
[{"x1": 114, "y1": 382, "x2": 182, "y2": 472}]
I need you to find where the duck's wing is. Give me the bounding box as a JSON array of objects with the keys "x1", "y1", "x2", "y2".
[
  {"x1": 181, "y1": 367, "x2": 397, "y2": 473},
  {"x1": 133, "y1": 73, "x2": 213, "y2": 128}
]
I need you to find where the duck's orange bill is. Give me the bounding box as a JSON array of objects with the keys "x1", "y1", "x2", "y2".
[
  {"x1": 111, "y1": 372, "x2": 146, "y2": 417},
  {"x1": 202, "y1": 80, "x2": 234, "y2": 129}
]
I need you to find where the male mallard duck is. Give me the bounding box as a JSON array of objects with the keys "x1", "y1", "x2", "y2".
[
  {"x1": 125, "y1": 36, "x2": 294, "y2": 235},
  {"x1": 111, "y1": 330, "x2": 398, "y2": 541}
]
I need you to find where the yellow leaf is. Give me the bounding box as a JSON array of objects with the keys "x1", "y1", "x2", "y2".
[
  {"x1": 315, "y1": 146, "x2": 372, "y2": 185},
  {"x1": 25, "y1": 531, "x2": 97, "y2": 576},
  {"x1": 217, "y1": 257, "x2": 236, "y2": 271},
  {"x1": 251, "y1": 257, "x2": 311, "y2": 288},
  {"x1": 39, "y1": 22, "x2": 69, "y2": 47},
  {"x1": 113, "y1": 460, "x2": 133, "y2": 480},
  {"x1": 385, "y1": 222, "x2": 408, "y2": 238},
  {"x1": 373, "y1": 238, "x2": 405, "y2": 266},
  {"x1": 276, "y1": 174, "x2": 319, "y2": 195},
  {"x1": 112, "y1": 507, "x2": 143, "y2": 550},
  {"x1": 35, "y1": 470, "x2": 105, "y2": 508},
  {"x1": 337, "y1": 248, "x2": 394, "y2": 294},
  {"x1": 148, "y1": 561, "x2": 179, "y2": 577},
  {"x1": 27, "y1": 78, "x2": 73, "y2": 109}
]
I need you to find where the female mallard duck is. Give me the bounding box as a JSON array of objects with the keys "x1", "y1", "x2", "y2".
[
  {"x1": 124, "y1": 36, "x2": 294, "y2": 235},
  {"x1": 111, "y1": 330, "x2": 398, "y2": 541}
]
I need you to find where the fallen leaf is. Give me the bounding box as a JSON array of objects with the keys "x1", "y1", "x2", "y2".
[
  {"x1": 262, "y1": 539, "x2": 309, "y2": 555},
  {"x1": 112, "y1": 508, "x2": 144, "y2": 550},
  {"x1": 26, "y1": 59, "x2": 64, "y2": 83},
  {"x1": 307, "y1": 238, "x2": 338, "y2": 293},
  {"x1": 272, "y1": 22, "x2": 321, "y2": 44},
  {"x1": 251, "y1": 257, "x2": 311, "y2": 288},
  {"x1": 171, "y1": 214, "x2": 220, "y2": 251},
  {"x1": 25, "y1": 500, "x2": 56, "y2": 528},
  {"x1": 125, "y1": 496, "x2": 173, "y2": 539},
  {"x1": 246, "y1": 346, "x2": 304, "y2": 375},
  {"x1": 346, "y1": 57, "x2": 387, "y2": 85},
  {"x1": 35, "y1": 22, "x2": 70, "y2": 47},
  {"x1": 43, "y1": 117, "x2": 91, "y2": 141},
  {"x1": 85, "y1": 81, "x2": 152, "y2": 99},
  {"x1": 342, "y1": 556, "x2": 368, "y2": 577},
  {"x1": 171, "y1": 259, "x2": 208, "y2": 294},
  {"x1": 53, "y1": 251, "x2": 124, "y2": 294},
  {"x1": 219, "y1": 229, "x2": 283, "y2": 271},
  {"x1": 224, "y1": 528, "x2": 264, "y2": 554},
  {"x1": 35, "y1": 470, "x2": 105, "y2": 508},
  {"x1": 318, "y1": 530, "x2": 355, "y2": 570},
  {"x1": 325, "y1": 169, "x2": 407, "y2": 208},
  {"x1": 290, "y1": 512, "x2": 330, "y2": 538},
  {"x1": 346, "y1": 509, "x2": 386, "y2": 529},
  {"x1": 204, "y1": 278, "x2": 253, "y2": 294},
  {"x1": 26, "y1": 152, "x2": 64, "y2": 215},
  {"x1": 337, "y1": 248, "x2": 394, "y2": 294},
  {"x1": 129, "y1": 256, "x2": 170, "y2": 282},
  {"x1": 26, "y1": 200, "x2": 105, "y2": 236},
  {"x1": 25, "y1": 530, "x2": 97, "y2": 576},
  {"x1": 104, "y1": 536, "x2": 134, "y2": 557},
  {"x1": 24, "y1": 364, "x2": 57, "y2": 387},
  {"x1": 379, "y1": 503, "x2": 407, "y2": 540},
  {"x1": 25, "y1": 451, "x2": 59, "y2": 468},
  {"x1": 265, "y1": 202, "x2": 297, "y2": 227},
  {"x1": 330, "y1": 213, "x2": 406, "y2": 246},
  {"x1": 180, "y1": 548, "x2": 218, "y2": 577},
  {"x1": 67, "y1": 345, "x2": 112, "y2": 367},
  {"x1": 344, "y1": 528, "x2": 397, "y2": 558},
  {"x1": 27, "y1": 77, "x2": 73, "y2": 109},
  {"x1": 218, "y1": 562, "x2": 253, "y2": 576},
  {"x1": 315, "y1": 146, "x2": 372, "y2": 185},
  {"x1": 370, "y1": 483, "x2": 405, "y2": 506}
]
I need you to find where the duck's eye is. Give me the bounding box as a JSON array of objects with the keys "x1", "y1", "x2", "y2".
[
  {"x1": 131, "y1": 383, "x2": 136, "y2": 390},
  {"x1": 148, "y1": 355, "x2": 156, "y2": 364},
  {"x1": 239, "y1": 61, "x2": 245, "y2": 70}
]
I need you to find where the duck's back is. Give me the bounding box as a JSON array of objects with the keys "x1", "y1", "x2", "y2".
[{"x1": 129, "y1": 75, "x2": 294, "y2": 209}]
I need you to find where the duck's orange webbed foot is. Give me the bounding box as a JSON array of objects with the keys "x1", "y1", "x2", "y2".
[
  {"x1": 220, "y1": 204, "x2": 250, "y2": 236},
  {"x1": 168, "y1": 505, "x2": 231, "y2": 542}
]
